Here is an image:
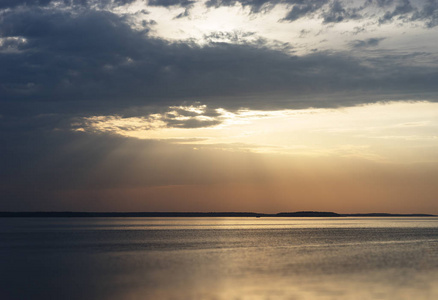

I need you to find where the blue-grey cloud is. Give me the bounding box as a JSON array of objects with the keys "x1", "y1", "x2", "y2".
[
  {"x1": 205, "y1": 0, "x2": 330, "y2": 21},
  {"x1": 322, "y1": 0, "x2": 362, "y2": 23},
  {"x1": 0, "y1": 0, "x2": 136, "y2": 9},
  {"x1": 205, "y1": 0, "x2": 276, "y2": 13},
  {"x1": 369, "y1": 0, "x2": 395, "y2": 7},
  {"x1": 203, "y1": 0, "x2": 438, "y2": 27},
  {"x1": 0, "y1": 0, "x2": 52, "y2": 8},
  {"x1": 379, "y1": 0, "x2": 414, "y2": 23},
  {"x1": 350, "y1": 37, "x2": 386, "y2": 48},
  {"x1": 0, "y1": 4, "x2": 437, "y2": 149},
  {"x1": 411, "y1": 0, "x2": 438, "y2": 28},
  {"x1": 148, "y1": 0, "x2": 194, "y2": 8},
  {"x1": 282, "y1": 0, "x2": 329, "y2": 22},
  {"x1": 1, "y1": 6, "x2": 438, "y2": 120}
]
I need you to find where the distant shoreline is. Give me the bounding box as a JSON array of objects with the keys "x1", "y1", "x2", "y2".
[{"x1": 0, "y1": 211, "x2": 435, "y2": 218}]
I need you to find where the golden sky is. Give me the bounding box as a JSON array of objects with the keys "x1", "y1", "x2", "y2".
[{"x1": 53, "y1": 101, "x2": 438, "y2": 214}]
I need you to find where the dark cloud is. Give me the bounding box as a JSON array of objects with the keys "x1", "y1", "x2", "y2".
[
  {"x1": 282, "y1": 0, "x2": 328, "y2": 22},
  {"x1": 1, "y1": 5, "x2": 438, "y2": 122},
  {"x1": 0, "y1": 0, "x2": 52, "y2": 9},
  {"x1": 206, "y1": 0, "x2": 330, "y2": 21},
  {"x1": 73, "y1": 104, "x2": 224, "y2": 131},
  {"x1": 173, "y1": 0, "x2": 438, "y2": 26},
  {"x1": 322, "y1": 0, "x2": 362, "y2": 23},
  {"x1": 165, "y1": 117, "x2": 222, "y2": 128},
  {"x1": 350, "y1": 37, "x2": 386, "y2": 48},
  {"x1": 0, "y1": 8, "x2": 153, "y2": 112},
  {"x1": 0, "y1": 0, "x2": 136, "y2": 9},
  {"x1": 148, "y1": 0, "x2": 194, "y2": 8},
  {"x1": 203, "y1": 31, "x2": 257, "y2": 43},
  {"x1": 0, "y1": 3, "x2": 437, "y2": 155},
  {"x1": 379, "y1": 0, "x2": 415, "y2": 24},
  {"x1": 359, "y1": 0, "x2": 438, "y2": 28},
  {"x1": 411, "y1": 0, "x2": 438, "y2": 28},
  {"x1": 175, "y1": 8, "x2": 191, "y2": 18},
  {"x1": 161, "y1": 105, "x2": 223, "y2": 128},
  {"x1": 370, "y1": 0, "x2": 395, "y2": 7},
  {"x1": 205, "y1": 0, "x2": 276, "y2": 13}
]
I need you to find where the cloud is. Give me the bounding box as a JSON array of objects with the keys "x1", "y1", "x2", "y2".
[
  {"x1": 282, "y1": 1, "x2": 329, "y2": 22},
  {"x1": 321, "y1": 0, "x2": 362, "y2": 23},
  {"x1": 350, "y1": 37, "x2": 386, "y2": 48},
  {"x1": 379, "y1": 0, "x2": 415, "y2": 24},
  {"x1": 205, "y1": 0, "x2": 277, "y2": 13},
  {"x1": 0, "y1": 0, "x2": 136, "y2": 9},
  {"x1": 1, "y1": 3, "x2": 438, "y2": 155},
  {"x1": 411, "y1": 0, "x2": 438, "y2": 28},
  {"x1": 148, "y1": 0, "x2": 196, "y2": 17},
  {"x1": 2, "y1": 5, "x2": 438, "y2": 122},
  {"x1": 203, "y1": 31, "x2": 257, "y2": 44},
  {"x1": 205, "y1": 0, "x2": 330, "y2": 22},
  {"x1": 371, "y1": 0, "x2": 395, "y2": 7},
  {"x1": 74, "y1": 104, "x2": 224, "y2": 135},
  {"x1": 0, "y1": 0, "x2": 52, "y2": 9},
  {"x1": 148, "y1": 0, "x2": 195, "y2": 7}
]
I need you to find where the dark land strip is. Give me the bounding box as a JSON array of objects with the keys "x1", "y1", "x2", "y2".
[{"x1": 0, "y1": 211, "x2": 435, "y2": 217}]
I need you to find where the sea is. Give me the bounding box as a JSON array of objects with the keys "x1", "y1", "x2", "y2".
[{"x1": 1, "y1": 217, "x2": 437, "y2": 300}]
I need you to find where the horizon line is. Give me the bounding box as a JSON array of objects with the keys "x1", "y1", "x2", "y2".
[{"x1": 0, "y1": 211, "x2": 435, "y2": 217}]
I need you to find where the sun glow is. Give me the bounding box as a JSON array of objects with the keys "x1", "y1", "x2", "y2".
[{"x1": 75, "y1": 101, "x2": 438, "y2": 163}]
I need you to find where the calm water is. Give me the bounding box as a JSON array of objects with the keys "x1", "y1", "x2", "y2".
[{"x1": 1, "y1": 217, "x2": 438, "y2": 300}]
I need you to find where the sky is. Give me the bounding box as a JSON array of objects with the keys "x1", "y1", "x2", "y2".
[{"x1": 1, "y1": 0, "x2": 438, "y2": 213}]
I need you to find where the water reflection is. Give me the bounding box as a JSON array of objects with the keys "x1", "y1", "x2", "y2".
[
  {"x1": 1, "y1": 217, "x2": 437, "y2": 299},
  {"x1": 3, "y1": 217, "x2": 438, "y2": 231}
]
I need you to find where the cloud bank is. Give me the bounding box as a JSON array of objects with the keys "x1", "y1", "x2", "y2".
[{"x1": 2, "y1": 1, "x2": 438, "y2": 116}]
